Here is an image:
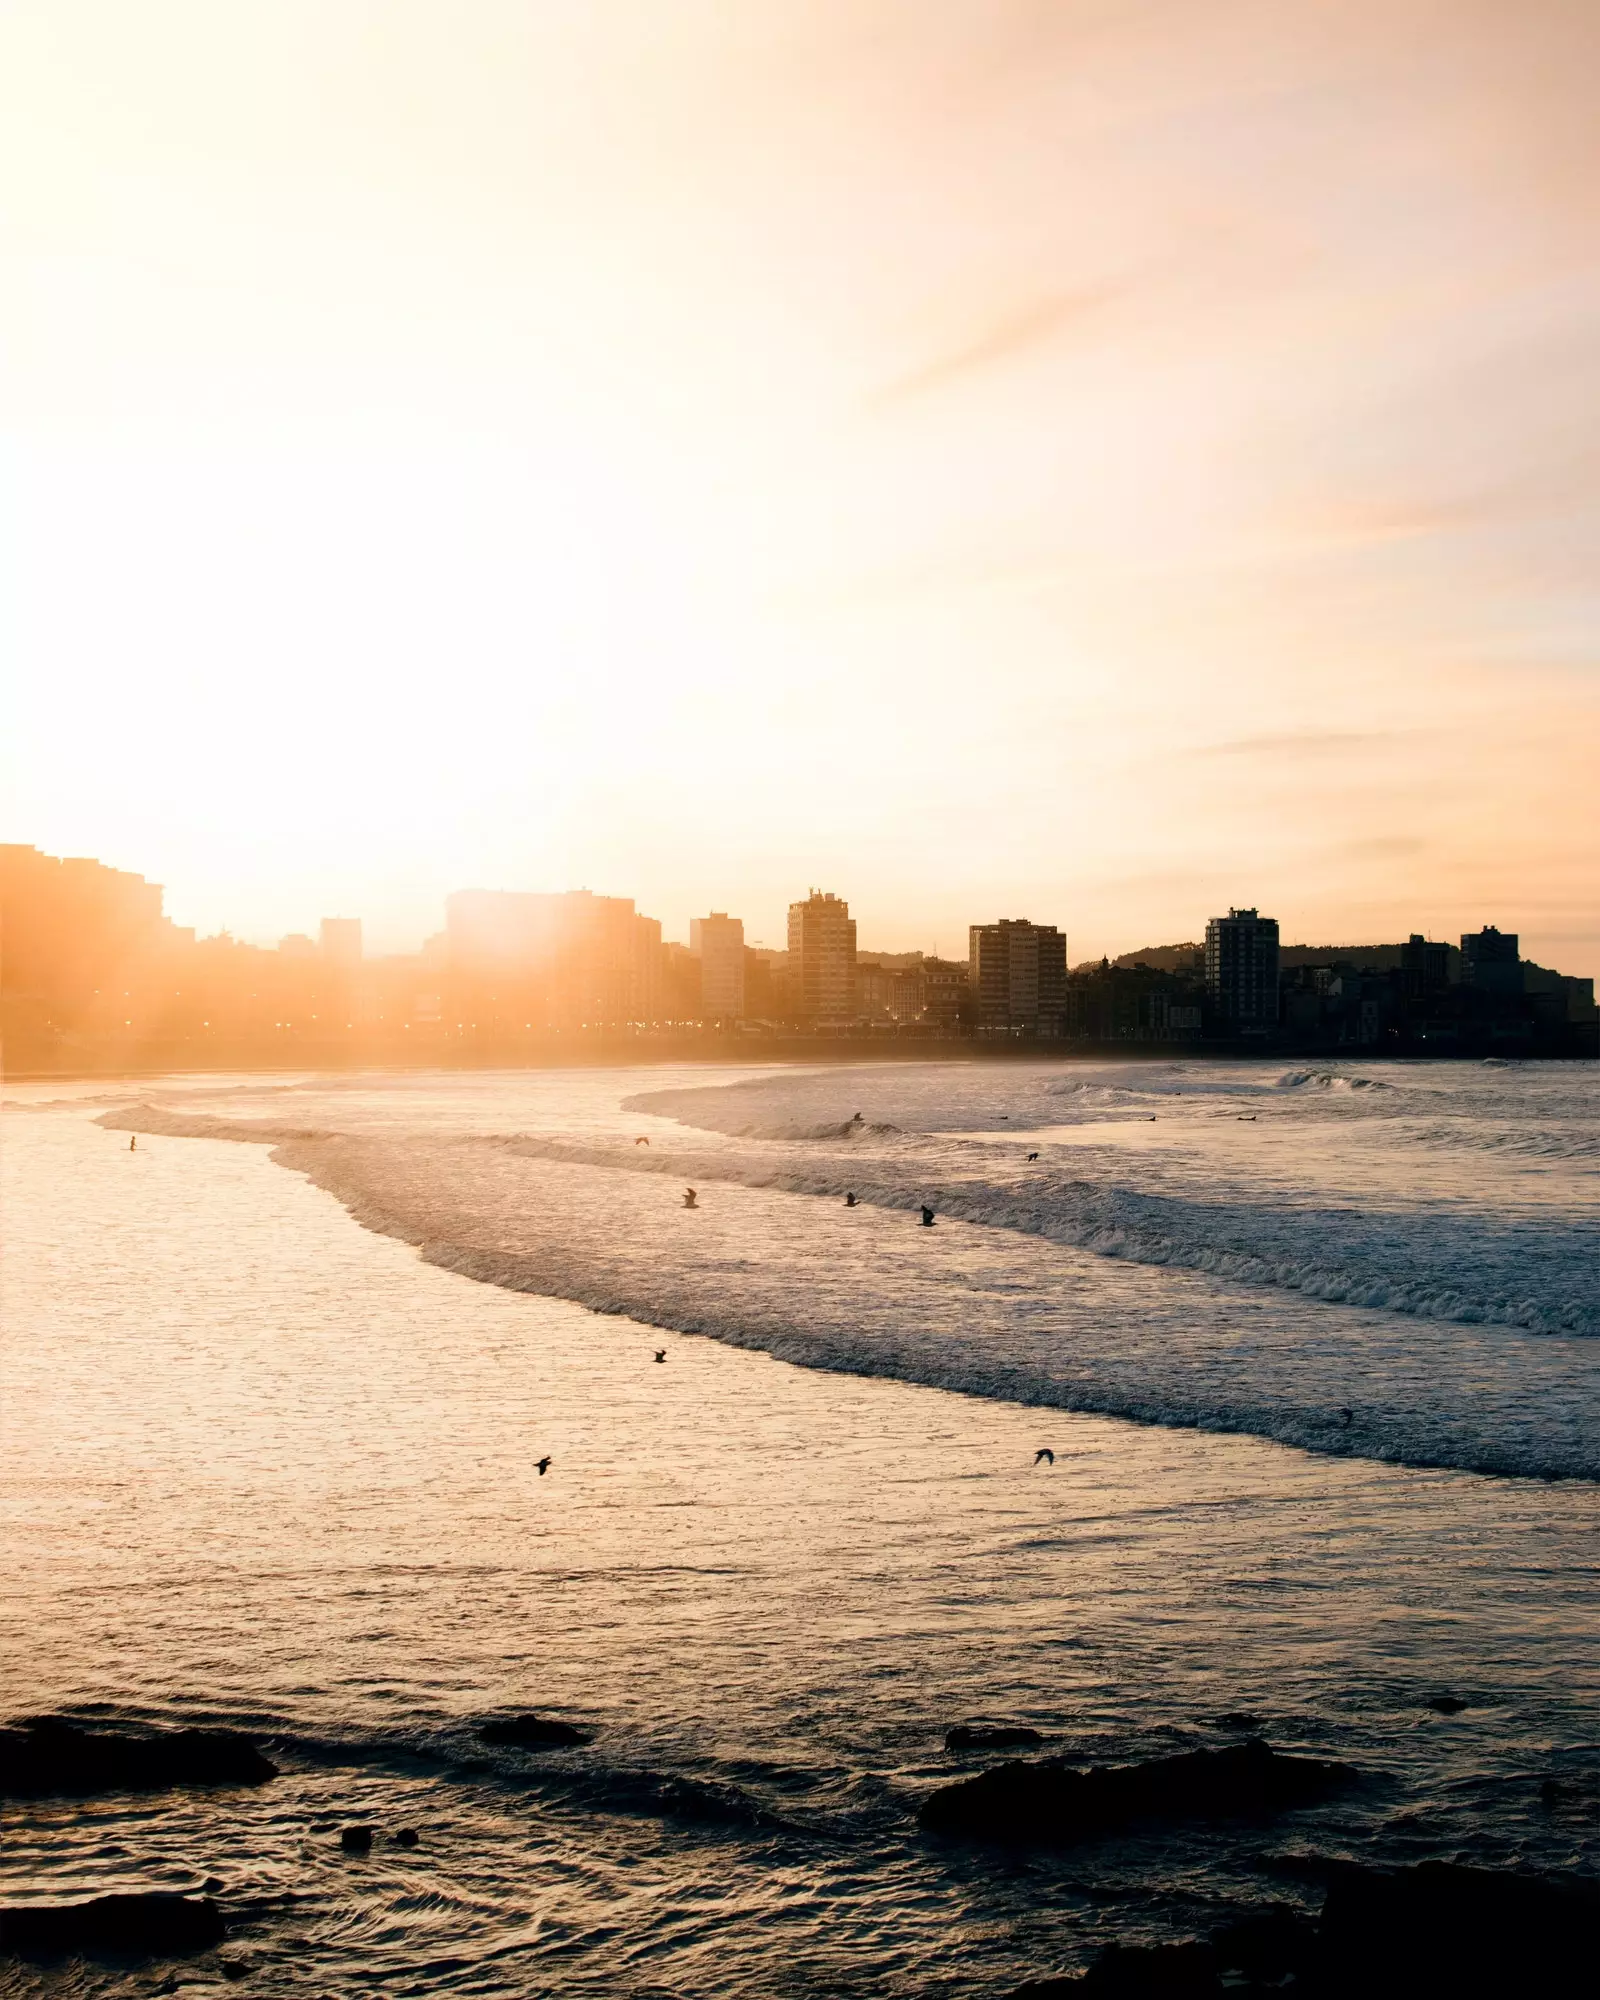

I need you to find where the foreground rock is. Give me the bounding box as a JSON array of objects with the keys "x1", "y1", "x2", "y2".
[
  {"x1": 946, "y1": 1725, "x2": 1044, "y2": 1751},
  {"x1": 0, "y1": 1717, "x2": 277, "y2": 1798},
  {"x1": 0, "y1": 1893, "x2": 225, "y2": 1957},
  {"x1": 921, "y1": 1739, "x2": 1355, "y2": 1845},
  {"x1": 478, "y1": 1713, "x2": 590, "y2": 1748},
  {"x1": 1005, "y1": 1861, "x2": 1600, "y2": 1996}
]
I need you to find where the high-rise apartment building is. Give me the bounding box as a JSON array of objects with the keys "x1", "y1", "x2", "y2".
[
  {"x1": 968, "y1": 919, "x2": 1067, "y2": 1033},
  {"x1": 445, "y1": 888, "x2": 664, "y2": 1027},
  {"x1": 1460, "y1": 925, "x2": 1522, "y2": 996},
  {"x1": 1400, "y1": 933, "x2": 1450, "y2": 997},
  {"x1": 319, "y1": 917, "x2": 363, "y2": 967},
  {"x1": 1204, "y1": 908, "x2": 1280, "y2": 1025},
  {"x1": 787, "y1": 891, "x2": 857, "y2": 1024},
  {"x1": 690, "y1": 912, "x2": 746, "y2": 1020}
]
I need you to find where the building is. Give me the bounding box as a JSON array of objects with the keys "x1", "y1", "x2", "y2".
[
  {"x1": 1204, "y1": 908, "x2": 1280, "y2": 1026},
  {"x1": 787, "y1": 891, "x2": 857, "y2": 1025},
  {"x1": 1400, "y1": 933, "x2": 1451, "y2": 996},
  {"x1": 690, "y1": 912, "x2": 746, "y2": 1021},
  {"x1": 969, "y1": 919, "x2": 1067, "y2": 1034},
  {"x1": 444, "y1": 887, "x2": 664, "y2": 1029},
  {"x1": 1460, "y1": 925, "x2": 1523, "y2": 996},
  {"x1": 319, "y1": 917, "x2": 363, "y2": 967}
]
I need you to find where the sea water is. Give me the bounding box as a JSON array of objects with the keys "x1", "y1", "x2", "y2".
[{"x1": 2, "y1": 1060, "x2": 1596, "y2": 1995}]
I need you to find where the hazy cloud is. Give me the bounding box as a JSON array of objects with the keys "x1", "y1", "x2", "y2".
[
  {"x1": 1193, "y1": 730, "x2": 1424, "y2": 759},
  {"x1": 867, "y1": 287, "x2": 1124, "y2": 409}
]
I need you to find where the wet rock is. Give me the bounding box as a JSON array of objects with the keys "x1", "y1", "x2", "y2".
[
  {"x1": 1423, "y1": 1694, "x2": 1470, "y2": 1714},
  {"x1": 394, "y1": 1827, "x2": 419, "y2": 1847},
  {"x1": 1315, "y1": 1858, "x2": 1598, "y2": 1993},
  {"x1": 0, "y1": 1893, "x2": 225, "y2": 1957},
  {"x1": 946, "y1": 1725, "x2": 1045, "y2": 1751},
  {"x1": 1209, "y1": 1712, "x2": 1263, "y2": 1731},
  {"x1": 1007, "y1": 1942, "x2": 1221, "y2": 1996},
  {"x1": 1005, "y1": 1864, "x2": 1599, "y2": 1997},
  {"x1": 478, "y1": 1713, "x2": 590, "y2": 1748},
  {"x1": 0, "y1": 1717, "x2": 277, "y2": 1799},
  {"x1": 920, "y1": 1739, "x2": 1356, "y2": 1845},
  {"x1": 338, "y1": 1825, "x2": 374, "y2": 1853}
]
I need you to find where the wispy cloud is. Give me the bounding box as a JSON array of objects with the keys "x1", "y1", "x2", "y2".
[
  {"x1": 867, "y1": 287, "x2": 1124, "y2": 410},
  {"x1": 1191, "y1": 729, "x2": 1425, "y2": 759}
]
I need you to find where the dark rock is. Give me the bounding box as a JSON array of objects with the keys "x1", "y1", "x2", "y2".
[
  {"x1": 1209, "y1": 1905, "x2": 1317, "y2": 1981},
  {"x1": 0, "y1": 1717, "x2": 276, "y2": 1799},
  {"x1": 1315, "y1": 1859, "x2": 1599, "y2": 1994},
  {"x1": 0, "y1": 1893, "x2": 225, "y2": 1958},
  {"x1": 920, "y1": 1739, "x2": 1356, "y2": 1846},
  {"x1": 478, "y1": 1713, "x2": 590, "y2": 1748},
  {"x1": 1006, "y1": 1942, "x2": 1222, "y2": 1996},
  {"x1": 946, "y1": 1725, "x2": 1045, "y2": 1751},
  {"x1": 219, "y1": 1959, "x2": 249, "y2": 1981},
  {"x1": 1008, "y1": 1865, "x2": 1600, "y2": 1998},
  {"x1": 338, "y1": 1825, "x2": 374, "y2": 1853},
  {"x1": 394, "y1": 1827, "x2": 419, "y2": 1847},
  {"x1": 1423, "y1": 1694, "x2": 1471, "y2": 1714},
  {"x1": 1210, "y1": 1712, "x2": 1264, "y2": 1731}
]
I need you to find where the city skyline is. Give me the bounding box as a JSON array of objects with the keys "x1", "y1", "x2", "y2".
[{"x1": 5, "y1": 4, "x2": 1598, "y2": 978}]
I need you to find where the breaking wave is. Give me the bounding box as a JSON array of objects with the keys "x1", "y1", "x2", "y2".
[{"x1": 94, "y1": 1092, "x2": 1600, "y2": 1483}]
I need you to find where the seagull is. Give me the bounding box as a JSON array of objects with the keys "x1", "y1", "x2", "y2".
[
  {"x1": 920, "y1": 1206, "x2": 935, "y2": 1227},
  {"x1": 654, "y1": 1349, "x2": 667, "y2": 1364},
  {"x1": 844, "y1": 1191, "x2": 858, "y2": 1207},
  {"x1": 683, "y1": 1188, "x2": 698, "y2": 1208},
  {"x1": 536, "y1": 1457, "x2": 552, "y2": 1476},
  {"x1": 1034, "y1": 1448, "x2": 1055, "y2": 1466}
]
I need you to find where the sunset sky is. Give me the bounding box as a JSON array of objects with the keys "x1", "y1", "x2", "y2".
[{"x1": 5, "y1": 2, "x2": 1598, "y2": 971}]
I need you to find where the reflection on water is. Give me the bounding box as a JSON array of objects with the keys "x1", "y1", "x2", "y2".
[{"x1": 2, "y1": 1077, "x2": 1597, "y2": 1995}]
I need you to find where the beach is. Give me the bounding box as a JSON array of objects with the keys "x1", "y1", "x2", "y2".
[{"x1": 3, "y1": 1061, "x2": 1597, "y2": 1994}]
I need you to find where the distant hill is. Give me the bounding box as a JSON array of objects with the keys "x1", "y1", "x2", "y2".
[
  {"x1": 1071, "y1": 943, "x2": 1201, "y2": 975},
  {"x1": 1070, "y1": 940, "x2": 1464, "y2": 977}
]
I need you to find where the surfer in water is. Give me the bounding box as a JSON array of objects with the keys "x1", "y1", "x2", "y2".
[{"x1": 683, "y1": 1188, "x2": 698, "y2": 1209}]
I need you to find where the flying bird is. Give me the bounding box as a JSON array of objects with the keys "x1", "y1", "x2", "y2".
[
  {"x1": 683, "y1": 1188, "x2": 698, "y2": 1208},
  {"x1": 536, "y1": 1457, "x2": 552, "y2": 1476},
  {"x1": 654, "y1": 1349, "x2": 667, "y2": 1364},
  {"x1": 1034, "y1": 1449, "x2": 1054, "y2": 1466}
]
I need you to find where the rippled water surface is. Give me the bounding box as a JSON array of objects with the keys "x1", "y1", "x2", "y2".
[{"x1": 2, "y1": 1060, "x2": 1597, "y2": 1995}]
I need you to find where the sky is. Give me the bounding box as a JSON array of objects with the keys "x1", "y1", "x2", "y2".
[{"x1": 4, "y1": 1, "x2": 1598, "y2": 970}]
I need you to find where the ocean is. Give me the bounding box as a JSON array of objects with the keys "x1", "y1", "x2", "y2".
[{"x1": 2, "y1": 1058, "x2": 1597, "y2": 1994}]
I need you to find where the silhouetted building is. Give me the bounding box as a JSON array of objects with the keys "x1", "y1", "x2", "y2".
[
  {"x1": 1205, "y1": 908, "x2": 1280, "y2": 1027},
  {"x1": 444, "y1": 887, "x2": 664, "y2": 1029},
  {"x1": 787, "y1": 891, "x2": 857, "y2": 1025},
  {"x1": 969, "y1": 919, "x2": 1067, "y2": 1034},
  {"x1": 1400, "y1": 933, "x2": 1450, "y2": 997},
  {"x1": 320, "y1": 917, "x2": 363, "y2": 966},
  {"x1": 690, "y1": 912, "x2": 746, "y2": 1021},
  {"x1": 1460, "y1": 925, "x2": 1523, "y2": 997},
  {"x1": 278, "y1": 933, "x2": 318, "y2": 958}
]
